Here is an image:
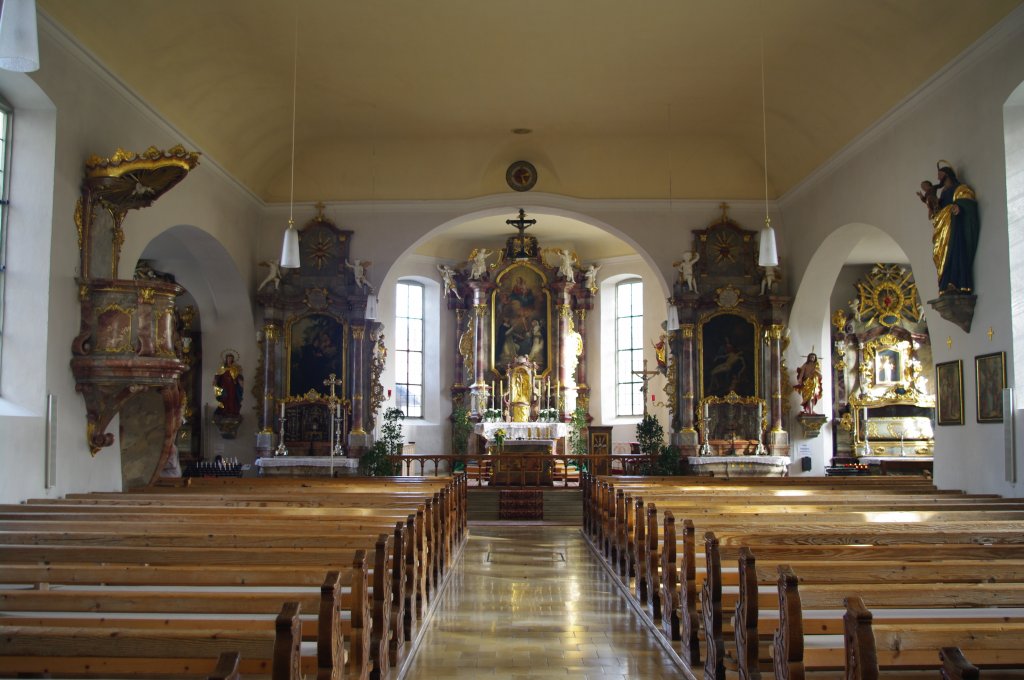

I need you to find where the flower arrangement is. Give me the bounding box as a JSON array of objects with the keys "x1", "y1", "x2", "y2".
[
  {"x1": 538, "y1": 407, "x2": 559, "y2": 422},
  {"x1": 483, "y1": 407, "x2": 503, "y2": 422},
  {"x1": 492, "y1": 427, "x2": 507, "y2": 453}
]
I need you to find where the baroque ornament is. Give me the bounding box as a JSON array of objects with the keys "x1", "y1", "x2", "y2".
[{"x1": 855, "y1": 264, "x2": 921, "y2": 328}]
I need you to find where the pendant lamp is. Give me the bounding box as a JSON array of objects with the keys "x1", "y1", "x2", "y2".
[
  {"x1": 364, "y1": 294, "x2": 378, "y2": 321},
  {"x1": 0, "y1": 0, "x2": 39, "y2": 73},
  {"x1": 279, "y1": 20, "x2": 301, "y2": 269},
  {"x1": 757, "y1": 27, "x2": 779, "y2": 268},
  {"x1": 666, "y1": 301, "x2": 680, "y2": 332}
]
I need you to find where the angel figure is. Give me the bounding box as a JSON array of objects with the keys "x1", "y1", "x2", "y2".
[
  {"x1": 760, "y1": 265, "x2": 779, "y2": 295},
  {"x1": 673, "y1": 251, "x2": 700, "y2": 292},
  {"x1": 257, "y1": 260, "x2": 283, "y2": 292},
  {"x1": 346, "y1": 259, "x2": 372, "y2": 291},
  {"x1": 582, "y1": 263, "x2": 601, "y2": 291},
  {"x1": 468, "y1": 248, "x2": 494, "y2": 280},
  {"x1": 849, "y1": 298, "x2": 861, "y2": 322},
  {"x1": 556, "y1": 248, "x2": 576, "y2": 283},
  {"x1": 437, "y1": 264, "x2": 462, "y2": 300}
]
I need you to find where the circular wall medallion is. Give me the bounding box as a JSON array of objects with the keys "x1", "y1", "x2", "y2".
[{"x1": 506, "y1": 160, "x2": 538, "y2": 192}]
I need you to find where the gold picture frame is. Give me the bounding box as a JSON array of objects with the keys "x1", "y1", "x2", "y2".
[
  {"x1": 490, "y1": 262, "x2": 553, "y2": 378},
  {"x1": 975, "y1": 351, "x2": 1006, "y2": 423},
  {"x1": 935, "y1": 359, "x2": 964, "y2": 426}
]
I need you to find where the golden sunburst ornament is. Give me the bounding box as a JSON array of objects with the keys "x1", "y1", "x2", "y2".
[
  {"x1": 308, "y1": 232, "x2": 333, "y2": 270},
  {"x1": 711, "y1": 231, "x2": 737, "y2": 264},
  {"x1": 856, "y1": 264, "x2": 921, "y2": 328}
]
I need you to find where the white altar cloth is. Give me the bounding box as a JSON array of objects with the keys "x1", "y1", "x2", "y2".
[
  {"x1": 255, "y1": 456, "x2": 359, "y2": 469},
  {"x1": 474, "y1": 422, "x2": 569, "y2": 442},
  {"x1": 687, "y1": 455, "x2": 791, "y2": 466}
]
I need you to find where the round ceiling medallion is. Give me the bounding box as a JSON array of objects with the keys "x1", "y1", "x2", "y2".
[{"x1": 506, "y1": 160, "x2": 538, "y2": 192}]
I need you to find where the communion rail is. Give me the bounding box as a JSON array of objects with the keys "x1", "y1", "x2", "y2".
[{"x1": 387, "y1": 454, "x2": 656, "y2": 487}]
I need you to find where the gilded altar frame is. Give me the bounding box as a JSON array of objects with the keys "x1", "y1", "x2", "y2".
[
  {"x1": 489, "y1": 262, "x2": 554, "y2": 378},
  {"x1": 284, "y1": 311, "x2": 349, "y2": 400},
  {"x1": 698, "y1": 309, "x2": 760, "y2": 401},
  {"x1": 698, "y1": 392, "x2": 767, "y2": 441}
]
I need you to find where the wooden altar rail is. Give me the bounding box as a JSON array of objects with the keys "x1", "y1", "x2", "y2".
[
  {"x1": 389, "y1": 454, "x2": 657, "y2": 487},
  {"x1": 0, "y1": 476, "x2": 467, "y2": 680},
  {"x1": 579, "y1": 474, "x2": 1024, "y2": 679}
]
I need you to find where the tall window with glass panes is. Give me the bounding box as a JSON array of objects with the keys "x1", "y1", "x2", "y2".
[
  {"x1": 615, "y1": 278, "x2": 643, "y2": 417},
  {"x1": 394, "y1": 281, "x2": 424, "y2": 418}
]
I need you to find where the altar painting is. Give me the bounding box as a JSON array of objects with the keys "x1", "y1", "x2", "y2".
[
  {"x1": 287, "y1": 313, "x2": 346, "y2": 397},
  {"x1": 491, "y1": 264, "x2": 552, "y2": 376},
  {"x1": 700, "y1": 312, "x2": 757, "y2": 398}
]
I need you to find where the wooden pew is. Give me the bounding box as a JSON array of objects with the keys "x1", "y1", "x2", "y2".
[
  {"x1": 842, "y1": 596, "x2": 1024, "y2": 679},
  {"x1": 0, "y1": 602, "x2": 303, "y2": 679},
  {"x1": 0, "y1": 559, "x2": 371, "y2": 680}
]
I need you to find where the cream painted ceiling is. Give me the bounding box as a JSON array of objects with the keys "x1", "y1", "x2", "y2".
[{"x1": 41, "y1": 1, "x2": 1021, "y2": 203}]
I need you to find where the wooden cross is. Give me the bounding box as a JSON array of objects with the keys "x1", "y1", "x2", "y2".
[
  {"x1": 506, "y1": 208, "x2": 536, "y2": 239},
  {"x1": 632, "y1": 359, "x2": 661, "y2": 416},
  {"x1": 314, "y1": 201, "x2": 327, "y2": 221}
]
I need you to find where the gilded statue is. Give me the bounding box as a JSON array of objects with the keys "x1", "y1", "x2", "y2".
[
  {"x1": 922, "y1": 161, "x2": 980, "y2": 295},
  {"x1": 793, "y1": 351, "x2": 822, "y2": 415}
]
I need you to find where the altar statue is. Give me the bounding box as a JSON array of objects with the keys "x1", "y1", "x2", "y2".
[
  {"x1": 437, "y1": 264, "x2": 462, "y2": 300},
  {"x1": 794, "y1": 352, "x2": 823, "y2": 415},
  {"x1": 582, "y1": 263, "x2": 601, "y2": 291},
  {"x1": 507, "y1": 356, "x2": 537, "y2": 422},
  {"x1": 213, "y1": 352, "x2": 244, "y2": 416},
  {"x1": 468, "y1": 248, "x2": 494, "y2": 280},
  {"x1": 556, "y1": 248, "x2": 576, "y2": 283},
  {"x1": 673, "y1": 251, "x2": 700, "y2": 292},
  {"x1": 926, "y1": 162, "x2": 980, "y2": 295},
  {"x1": 346, "y1": 259, "x2": 373, "y2": 292}
]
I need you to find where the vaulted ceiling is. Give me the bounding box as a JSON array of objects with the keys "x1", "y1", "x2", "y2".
[{"x1": 40, "y1": 1, "x2": 1021, "y2": 203}]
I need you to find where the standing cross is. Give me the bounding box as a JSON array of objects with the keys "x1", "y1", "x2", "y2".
[
  {"x1": 323, "y1": 373, "x2": 344, "y2": 400},
  {"x1": 324, "y1": 373, "x2": 345, "y2": 458},
  {"x1": 632, "y1": 359, "x2": 661, "y2": 416},
  {"x1": 506, "y1": 208, "x2": 536, "y2": 239}
]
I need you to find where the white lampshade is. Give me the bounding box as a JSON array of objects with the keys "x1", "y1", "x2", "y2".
[
  {"x1": 364, "y1": 294, "x2": 378, "y2": 320},
  {"x1": 758, "y1": 222, "x2": 778, "y2": 267},
  {"x1": 666, "y1": 302, "x2": 680, "y2": 331},
  {"x1": 279, "y1": 219, "x2": 300, "y2": 268},
  {"x1": 0, "y1": 0, "x2": 38, "y2": 73}
]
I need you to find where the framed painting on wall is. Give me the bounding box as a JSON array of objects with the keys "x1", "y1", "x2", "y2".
[
  {"x1": 490, "y1": 263, "x2": 552, "y2": 377},
  {"x1": 975, "y1": 351, "x2": 1006, "y2": 423},
  {"x1": 286, "y1": 313, "x2": 346, "y2": 398},
  {"x1": 935, "y1": 359, "x2": 964, "y2": 426},
  {"x1": 699, "y1": 312, "x2": 758, "y2": 399}
]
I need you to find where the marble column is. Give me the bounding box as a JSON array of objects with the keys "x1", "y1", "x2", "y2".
[
  {"x1": 766, "y1": 323, "x2": 789, "y2": 453},
  {"x1": 672, "y1": 292, "x2": 700, "y2": 454},
  {"x1": 348, "y1": 322, "x2": 370, "y2": 449},
  {"x1": 261, "y1": 321, "x2": 281, "y2": 434},
  {"x1": 575, "y1": 308, "x2": 590, "y2": 418},
  {"x1": 467, "y1": 281, "x2": 494, "y2": 417}
]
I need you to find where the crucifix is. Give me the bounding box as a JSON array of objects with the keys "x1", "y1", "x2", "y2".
[
  {"x1": 324, "y1": 373, "x2": 345, "y2": 459},
  {"x1": 506, "y1": 208, "x2": 537, "y2": 257},
  {"x1": 632, "y1": 359, "x2": 661, "y2": 416}
]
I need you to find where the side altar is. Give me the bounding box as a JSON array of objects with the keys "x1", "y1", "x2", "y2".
[{"x1": 666, "y1": 206, "x2": 792, "y2": 477}]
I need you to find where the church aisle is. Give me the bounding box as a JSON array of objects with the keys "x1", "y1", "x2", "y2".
[{"x1": 403, "y1": 525, "x2": 681, "y2": 679}]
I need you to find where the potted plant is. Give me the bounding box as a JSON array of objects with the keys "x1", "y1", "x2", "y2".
[
  {"x1": 450, "y1": 405, "x2": 472, "y2": 472},
  {"x1": 360, "y1": 406, "x2": 404, "y2": 476},
  {"x1": 567, "y1": 406, "x2": 589, "y2": 474}
]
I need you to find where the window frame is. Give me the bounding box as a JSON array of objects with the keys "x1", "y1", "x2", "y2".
[
  {"x1": 614, "y1": 277, "x2": 644, "y2": 417},
  {"x1": 394, "y1": 279, "x2": 425, "y2": 419},
  {"x1": 0, "y1": 97, "x2": 12, "y2": 372}
]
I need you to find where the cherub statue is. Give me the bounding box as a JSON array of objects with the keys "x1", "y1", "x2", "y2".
[
  {"x1": 468, "y1": 248, "x2": 494, "y2": 280},
  {"x1": 582, "y1": 263, "x2": 601, "y2": 291},
  {"x1": 794, "y1": 351, "x2": 823, "y2": 415},
  {"x1": 760, "y1": 265, "x2": 779, "y2": 295},
  {"x1": 673, "y1": 251, "x2": 700, "y2": 292},
  {"x1": 257, "y1": 260, "x2": 283, "y2": 292},
  {"x1": 556, "y1": 248, "x2": 576, "y2": 283},
  {"x1": 346, "y1": 259, "x2": 372, "y2": 292},
  {"x1": 437, "y1": 264, "x2": 462, "y2": 300}
]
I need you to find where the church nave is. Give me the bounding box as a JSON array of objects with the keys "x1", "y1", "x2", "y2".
[{"x1": 403, "y1": 526, "x2": 680, "y2": 680}]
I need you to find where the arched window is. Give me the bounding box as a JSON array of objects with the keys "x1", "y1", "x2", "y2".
[
  {"x1": 0, "y1": 97, "x2": 11, "y2": 369},
  {"x1": 395, "y1": 280, "x2": 424, "y2": 418},
  {"x1": 615, "y1": 278, "x2": 644, "y2": 416}
]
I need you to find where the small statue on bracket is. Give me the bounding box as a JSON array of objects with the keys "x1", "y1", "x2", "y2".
[
  {"x1": 257, "y1": 260, "x2": 283, "y2": 292},
  {"x1": 673, "y1": 251, "x2": 700, "y2": 293},
  {"x1": 437, "y1": 264, "x2": 462, "y2": 300},
  {"x1": 793, "y1": 350, "x2": 823, "y2": 415}
]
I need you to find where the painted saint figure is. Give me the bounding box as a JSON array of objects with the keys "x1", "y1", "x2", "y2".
[
  {"x1": 926, "y1": 162, "x2": 980, "y2": 295},
  {"x1": 213, "y1": 352, "x2": 244, "y2": 416},
  {"x1": 794, "y1": 352, "x2": 823, "y2": 415}
]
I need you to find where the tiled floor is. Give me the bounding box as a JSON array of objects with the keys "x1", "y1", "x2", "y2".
[{"x1": 403, "y1": 525, "x2": 681, "y2": 679}]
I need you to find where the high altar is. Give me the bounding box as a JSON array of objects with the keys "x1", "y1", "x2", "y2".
[{"x1": 664, "y1": 206, "x2": 792, "y2": 476}]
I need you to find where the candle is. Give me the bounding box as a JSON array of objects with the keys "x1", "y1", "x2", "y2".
[
  {"x1": 547, "y1": 378, "x2": 551, "y2": 406},
  {"x1": 279, "y1": 400, "x2": 286, "y2": 419}
]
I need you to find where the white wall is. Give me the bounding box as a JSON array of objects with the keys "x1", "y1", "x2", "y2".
[
  {"x1": 0, "y1": 18, "x2": 262, "y2": 503},
  {"x1": 781, "y1": 9, "x2": 1024, "y2": 495}
]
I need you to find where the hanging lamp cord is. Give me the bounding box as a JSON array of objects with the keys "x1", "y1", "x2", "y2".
[
  {"x1": 288, "y1": 16, "x2": 298, "y2": 225},
  {"x1": 760, "y1": 30, "x2": 770, "y2": 228}
]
